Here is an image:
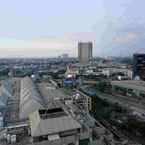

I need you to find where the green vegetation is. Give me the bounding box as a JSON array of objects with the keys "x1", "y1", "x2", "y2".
[
  {"x1": 79, "y1": 139, "x2": 90, "y2": 145},
  {"x1": 96, "y1": 81, "x2": 106, "y2": 92},
  {"x1": 0, "y1": 75, "x2": 8, "y2": 80},
  {"x1": 0, "y1": 69, "x2": 9, "y2": 79},
  {"x1": 115, "y1": 57, "x2": 133, "y2": 65},
  {"x1": 63, "y1": 85, "x2": 73, "y2": 94},
  {"x1": 51, "y1": 73, "x2": 60, "y2": 79},
  {"x1": 96, "y1": 80, "x2": 111, "y2": 92},
  {"x1": 91, "y1": 95, "x2": 127, "y2": 121}
]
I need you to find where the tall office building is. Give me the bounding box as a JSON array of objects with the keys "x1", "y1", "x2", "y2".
[
  {"x1": 133, "y1": 53, "x2": 145, "y2": 81},
  {"x1": 78, "y1": 42, "x2": 93, "y2": 64}
]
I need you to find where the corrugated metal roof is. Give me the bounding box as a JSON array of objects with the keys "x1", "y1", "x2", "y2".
[
  {"x1": 29, "y1": 110, "x2": 81, "y2": 137},
  {"x1": 19, "y1": 77, "x2": 45, "y2": 119},
  {"x1": 0, "y1": 79, "x2": 13, "y2": 108},
  {"x1": 38, "y1": 83, "x2": 66, "y2": 106}
]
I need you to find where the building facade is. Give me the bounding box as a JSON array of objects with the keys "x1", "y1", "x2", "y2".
[
  {"x1": 111, "y1": 80, "x2": 145, "y2": 103},
  {"x1": 78, "y1": 42, "x2": 93, "y2": 64},
  {"x1": 133, "y1": 53, "x2": 145, "y2": 81}
]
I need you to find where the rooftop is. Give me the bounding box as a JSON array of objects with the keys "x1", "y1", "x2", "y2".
[
  {"x1": 19, "y1": 77, "x2": 45, "y2": 119},
  {"x1": 0, "y1": 79, "x2": 13, "y2": 108},
  {"x1": 38, "y1": 82, "x2": 66, "y2": 103},
  {"x1": 39, "y1": 108, "x2": 67, "y2": 119},
  {"x1": 29, "y1": 107, "x2": 81, "y2": 137}
]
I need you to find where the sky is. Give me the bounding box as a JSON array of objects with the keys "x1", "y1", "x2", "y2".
[{"x1": 0, "y1": 0, "x2": 145, "y2": 57}]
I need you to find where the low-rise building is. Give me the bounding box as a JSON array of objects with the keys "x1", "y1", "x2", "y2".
[
  {"x1": 73, "y1": 89, "x2": 92, "y2": 112},
  {"x1": 111, "y1": 80, "x2": 145, "y2": 99},
  {"x1": 29, "y1": 108, "x2": 81, "y2": 145},
  {"x1": 102, "y1": 67, "x2": 133, "y2": 80}
]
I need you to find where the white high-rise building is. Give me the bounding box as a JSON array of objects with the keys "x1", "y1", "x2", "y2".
[{"x1": 78, "y1": 42, "x2": 93, "y2": 64}]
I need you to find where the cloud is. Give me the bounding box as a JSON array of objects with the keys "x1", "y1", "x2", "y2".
[
  {"x1": 0, "y1": 36, "x2": 76, "y2": 57},
  {"x1": 65, "y1": 32, "x2": 96, "y2": 42},
  {"x1": 0, "y1": 32, "x2": 96, "y2": 57},
  {"x1": 113, "y1": 32, "x2": 137, "y2": 43}
]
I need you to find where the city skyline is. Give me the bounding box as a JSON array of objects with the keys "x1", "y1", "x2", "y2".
[{"x1": 0, "y1": 0, "x2": 145, "y2": 57}]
